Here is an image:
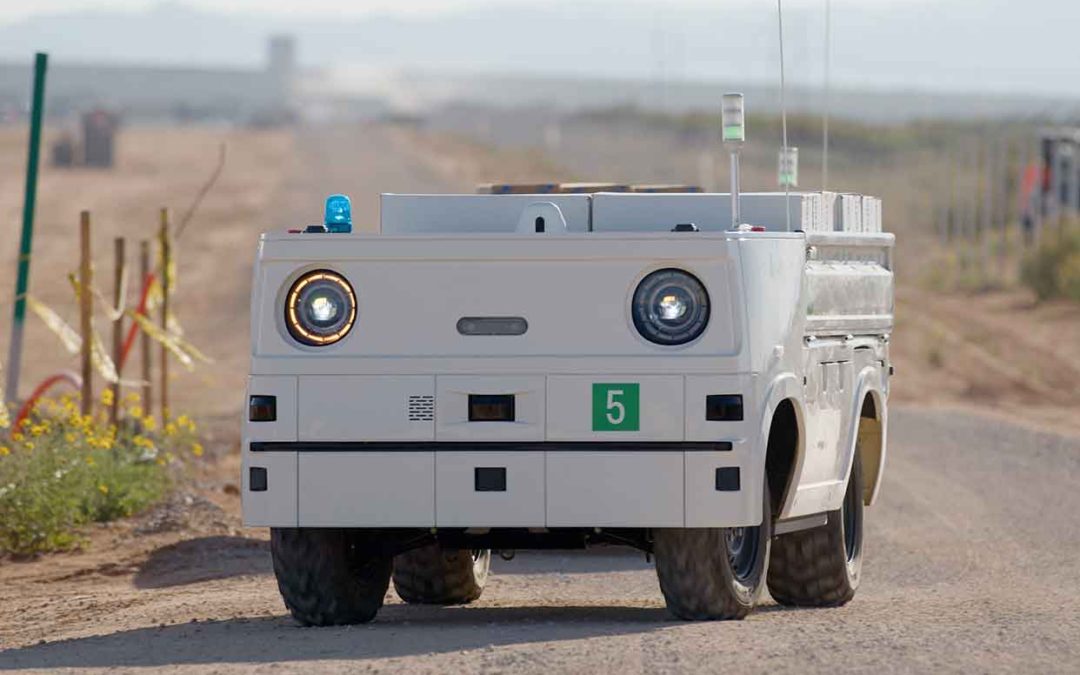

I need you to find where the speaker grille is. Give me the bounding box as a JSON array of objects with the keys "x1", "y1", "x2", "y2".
[{"x1": 408, "y1": 395, "x2": 435, "y2": 421}]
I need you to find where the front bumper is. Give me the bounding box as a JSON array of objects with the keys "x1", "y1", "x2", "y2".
[{"x1": 242, "y1": 374, "x2": 763, "y2": 529}]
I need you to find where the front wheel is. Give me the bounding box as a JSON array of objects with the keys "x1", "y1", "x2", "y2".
[
  {"x1": 768, "y1": 451, "x2": 864, "y2": 607},
  {"x1": 653, "y1": 481, "x2": 772, "y2": 620},
  {"x1": 270, "y1": 528, "x2": 392, "y2": 626}
]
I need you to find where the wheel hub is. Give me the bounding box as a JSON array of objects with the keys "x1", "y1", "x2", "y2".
[{"x1": 725, "y1": 526, "x2": 759, "y2": 581}]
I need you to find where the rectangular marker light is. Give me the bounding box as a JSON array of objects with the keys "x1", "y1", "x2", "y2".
[
  {"x1": 721, "y1": 93, "x2": 746, "y2": 144},
  {"x1": 779, "y1": 147, "x2": 799, "y2": 188}
]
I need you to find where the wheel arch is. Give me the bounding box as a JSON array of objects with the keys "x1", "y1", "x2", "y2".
[
  {"x1": 760, "y1": 374, "x2": 806, "y2": 520},
  {"x1": 843, "y1": 368, "x2": 888, "y2": 506}
]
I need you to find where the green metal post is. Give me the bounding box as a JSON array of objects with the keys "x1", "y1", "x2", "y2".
[{"x1": 5, "y1": 53, "x2": 48, "y2": 404}]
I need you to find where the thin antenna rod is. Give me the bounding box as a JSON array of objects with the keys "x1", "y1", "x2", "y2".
[
  {"x1": 823, "y1": 0, "x2": 831, "y2": 191},
  {"x1": 777, "y1": 0, "x2": 791, "y2": 231}
]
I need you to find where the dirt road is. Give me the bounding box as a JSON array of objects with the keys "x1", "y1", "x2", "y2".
[
  {"x1": 1, "y1": 122, "x2": 1078, "y2": 672},
  {"x1": 1, "y1": 406, "x2": 1077, "y2": 673}
]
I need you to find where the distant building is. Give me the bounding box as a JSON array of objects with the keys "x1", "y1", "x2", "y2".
[{"x1": 0, "y1": 37, "x2": 297, "y2": 123}]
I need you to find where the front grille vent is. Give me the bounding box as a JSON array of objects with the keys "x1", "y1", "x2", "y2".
[{"x1": 408, "y1": 395, "x2": 435, "y2": 422}]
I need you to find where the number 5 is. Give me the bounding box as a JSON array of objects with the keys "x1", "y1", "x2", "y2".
[{"x1": 606, "y1": 389, "x2": 626, "y2": 426}]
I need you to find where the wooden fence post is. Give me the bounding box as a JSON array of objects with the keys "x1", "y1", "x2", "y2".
[
  {"x1": 79, "y1": 211, "x2": 92, "y2": 416},
  {"x1": 140, "y1": 240, "x2": 152, "y2": 415},
  {"x1": 159, "y1": 208, "x2": 170, "y2": 423},
  {"x1": 109, "y1": 237, "x2": 125, "y2": 426}
]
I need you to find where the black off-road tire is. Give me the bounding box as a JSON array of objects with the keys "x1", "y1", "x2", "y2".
[
  {"x1": 768, "y1": 452, "x2": 864, "y2": 607},
  {"x1": 270, "y1": 528, "x2": 392, "y2": 626},
  {"x1": 653, "y1": 482, "x2": 772, "y2": 620},
  {"x1": 393, "y1": 546, "x2": 491, "y2": 605}
]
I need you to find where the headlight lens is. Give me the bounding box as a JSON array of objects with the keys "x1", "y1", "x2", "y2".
[
  {"x1": 285, "y1": 270, "x2": 356, "y2": 346},
  {"x1": 632, "y1": 269, "x2": 710, "y2": 346}
]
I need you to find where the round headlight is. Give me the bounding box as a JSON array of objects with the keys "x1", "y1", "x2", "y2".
[
  {"x1": 285, "y1": 270, "x2": 356, "y2": 346},
  {"x1": 632, "y1": 269, "x2": 710, "y2": 346}
]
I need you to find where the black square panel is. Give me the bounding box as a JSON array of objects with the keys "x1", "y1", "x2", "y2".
[
  {"x1": 250, "y1": 466, "x2": 268, "y2": 492},
  {"x1": 715, "y1": 467, "x2": 741, "y2": 492},
  {"x1": 469, "y1": 394, "x2": 516, "y2": 422},
  {"x1": 249, "y1": 395, "x2": 277, "y2": 422},
  {"x1": 706, "y1": 394, "x2": 744, "y2": 421},
  {"x1": 474, "y1": 467, "x2": 507, "y2": 492}
]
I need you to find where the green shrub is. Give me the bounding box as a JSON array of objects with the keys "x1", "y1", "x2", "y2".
[
  {"x1": 0, "y1": 392, "x2": 201, "y2": 557},
  {"x1": 1021, "y1": 224, "x2": 1080, "y2": 301}
]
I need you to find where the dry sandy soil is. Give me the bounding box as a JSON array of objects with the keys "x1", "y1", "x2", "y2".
[
  {"x1": 0, "y1": 407, "x2": 1077, "y2": 673},
  {"x1": 0, "y1": 121, "x2": 1078, "y2": 672}
]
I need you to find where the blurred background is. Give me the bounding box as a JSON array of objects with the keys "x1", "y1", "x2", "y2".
[{"x1": 1, "y1": 0, "x2": 1078, "y2": 434}]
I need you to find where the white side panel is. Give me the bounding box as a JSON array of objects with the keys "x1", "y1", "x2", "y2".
[
  {"x1": 298, "y1": 452, "x2": 435, "y2": 526},
  {"x1": 298, "y1": 376, "x2": 435, "y2": 441},
  {"x1": 380, "y1": 194, "x2": 590, "y2": 234},
  {"x1": 546, "y1": 375, "x2": 684, "y2": 441},
  {"x1": 546, "y1": 452, "x2": 683, "y2": 526},
  {"x1": 242, "y1": 451, "x2": 297, "y2": 527},
  {"x1": 736, "y1": 238, "x2": 807, "y2": 374},
  {"x1": 436, "y1": 376, "x2": 545, "y2": 441},
  {"x1": 435, "y1": 451, "x2": 545, "y2": 527},
  {"x1": 684, "y1": 446, "x2": 761, "y2": 528}
]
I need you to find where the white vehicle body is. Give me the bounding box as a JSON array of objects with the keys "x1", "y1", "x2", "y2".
[{"x1": 242, "y1": 191, "x2": 892, "y2": 533}]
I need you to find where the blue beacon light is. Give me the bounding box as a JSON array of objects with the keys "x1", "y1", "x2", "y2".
[{"x1": 323, "y1": 194, "x2": 353, "y2": 233}]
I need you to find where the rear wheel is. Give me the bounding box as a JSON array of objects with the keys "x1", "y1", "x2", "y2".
[
  {"x1": 768, "y1": 452, "x2": 864, "y2": 607},
  {"x1": 393, "y1": 545, "x2": 491, "y2": 605},
  {"x1": 653, "y1": 481, "x2": 772, "y2": 620},
  {"x1": 270, "y1": 528, "x2": 392, "y2": 626}
]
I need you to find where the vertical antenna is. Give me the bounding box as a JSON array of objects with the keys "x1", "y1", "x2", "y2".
[
  {"x1": 777, "y1": 0, "x2": 791, "y2": 231},
  {"x1": 823, "y1": 0, "x2": 831, "y2": 191}
]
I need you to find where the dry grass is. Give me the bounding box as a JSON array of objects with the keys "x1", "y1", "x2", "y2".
[{"x1": 0, "y1": 124, "x2": 293, "y2": 419}]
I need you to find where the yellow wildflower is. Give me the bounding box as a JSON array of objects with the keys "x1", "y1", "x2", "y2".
[
  {"x1": 30, "y1": 425, "x2": 45, "y2": 436},
  {"x1": 100, "y1": 388, "x2": 114, "y2": 407},
  {"x1": 86, "y1": 456, "x2": 95, "y2": 466},
  {"x1": 176, "y1": 414, "x2": 196, "y2": 432},
  {"x1": 129, "y1": 405, "x2": 144, "y2": 419},
  {"x1": 98, "y1": 483, "x2": 109, "y2": 495},
  {"x1": 0, "y1": 446, "x2": 9, "y2": 456},
  {"x1": 65, "y1": 433, "x2": 77, "y2": 443},
  {"x1": 191, "y1": 442, "x2": 204, "y2": 458},
  {"x1": 11, "y1": 433, "x2": 24, "y2": 442},
  {"x1": 142, "y1": 416, "x2": 157, "y2": 432},
  {"x1": 24, "y1": 442, "x2": 34, "y2": 450},
  {"x1": 164, "y1": 422, "x2": 178, "y2": 437}
]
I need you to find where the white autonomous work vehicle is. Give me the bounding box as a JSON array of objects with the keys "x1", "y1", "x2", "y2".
[{"x1": 243, "y1": 97, "x2": 893, "y2": 623}]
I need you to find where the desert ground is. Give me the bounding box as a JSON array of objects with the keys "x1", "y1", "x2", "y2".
[{"x1": 0, "y1": 119, "x2": 1078, "y2": 672}]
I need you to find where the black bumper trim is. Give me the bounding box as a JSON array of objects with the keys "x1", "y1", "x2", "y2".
[{"x1": 249, "y1": 441, "x2": 733, "y2": 453}]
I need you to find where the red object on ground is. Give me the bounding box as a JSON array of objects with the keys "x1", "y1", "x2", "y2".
[{"x1": 13, "y1": 371, "x2": 81, "y2": 428}]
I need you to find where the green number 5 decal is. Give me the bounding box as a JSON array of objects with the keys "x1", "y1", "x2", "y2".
[{"x1": 592, "y1": 383, "x2": 640, "y2": 431}]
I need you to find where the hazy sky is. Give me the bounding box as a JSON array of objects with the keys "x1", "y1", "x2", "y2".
[{"x1": 0, "y1": 0, "x2": 924, "y2": 24}]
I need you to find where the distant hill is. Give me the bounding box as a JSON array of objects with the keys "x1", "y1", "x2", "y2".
[{"x1": 0, "y1": 1, "x2": 1078, "y2": 118}]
